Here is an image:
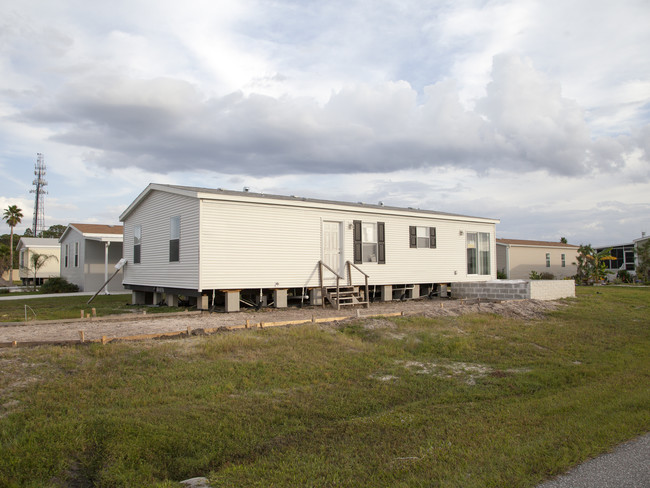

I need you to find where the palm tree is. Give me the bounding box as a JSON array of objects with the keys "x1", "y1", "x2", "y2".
[
  {"x1": 24, "y1": 252, "x2": 58, "y2": 291},
  {"x1": 2, "y1": 205, "x2": 23, "y2": 283}
]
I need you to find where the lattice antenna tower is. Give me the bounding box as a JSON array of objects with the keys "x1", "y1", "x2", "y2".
[{"x1": 30, "y1": 153, "x2": 48, "y2": 237}]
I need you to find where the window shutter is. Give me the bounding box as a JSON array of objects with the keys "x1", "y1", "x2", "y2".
[
  {"x1": 409, "y1": 226, "x2": 417, "y2": 248},
  {"x1": 430, "y1": 227, "x2": 437, "y2": 249},
  {"x1": 353, "y1": 220, "x2": 362, "y2": 264},
  {"x1": 378, "y1": 222, "x2": 386, "y2": 264}
]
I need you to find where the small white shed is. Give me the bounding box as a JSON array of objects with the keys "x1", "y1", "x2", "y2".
[
  {"x1": 59, "y1": 224, "x2": 125, "y2": 293},
  {"x1": 119, "y1": 184, "x2": 500, "y2": 311}
]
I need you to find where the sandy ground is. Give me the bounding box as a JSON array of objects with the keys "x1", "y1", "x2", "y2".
[{"x1": 0, "y1": 298, "x2": 563, "y2": 344}]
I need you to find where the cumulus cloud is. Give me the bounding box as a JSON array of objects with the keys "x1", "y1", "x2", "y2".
[{"x1": 15, "y1": 54, "x2": 646, "y2": 179}]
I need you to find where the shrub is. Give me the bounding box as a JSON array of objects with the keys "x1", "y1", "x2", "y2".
[
  {"x1": 616, "y1": 270, "x2": 632, "y2": 283},
  {"x1": 540, "y1": 272, "x2": 555, "y2": 280},
  {"x1": 497, "y1": 269, "x2": 508, "y2": 279},
  {"x1": 529, "y1": 270, "x2": 541, "y2": 280},
  {"x1": 39, "y1": 277, "x2": 79, "y2": 294}
]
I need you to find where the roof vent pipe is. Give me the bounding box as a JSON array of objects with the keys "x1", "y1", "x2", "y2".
[{"x1": 243, "y1": 187, "x2": 250, "y2": 192}]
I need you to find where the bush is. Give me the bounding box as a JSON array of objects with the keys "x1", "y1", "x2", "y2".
[
  {"x1": 529, "y1": 270, "x2": 541, "y2": 280},
  {"x1": 616, "y1": 270, "x2": 632, "y2": 283},
  {"x1": 497, "y1": 270, "x2": 508, "y2": 279},
  {"x1": 39, "y1": 277, "x2": 79, "y2": 294},
  {"x1": 540, "y1": 272, "x2": 555, "y2": 280}
]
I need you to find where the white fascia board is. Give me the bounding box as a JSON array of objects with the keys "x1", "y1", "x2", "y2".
[{"x1": 84, "y1": 234, "x2": 124, "y2": 243}]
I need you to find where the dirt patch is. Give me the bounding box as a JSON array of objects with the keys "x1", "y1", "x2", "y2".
[{"x1": 0, "y1": 298, "x2": 565, "y2": 345}]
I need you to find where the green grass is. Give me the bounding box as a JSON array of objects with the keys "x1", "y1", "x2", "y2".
[
  {"x1": 0, "y1": 287, "x2": 648, "y2": 487},
  {"x1": 0, "y1": 294, "x2": 186, "y2": 322}
]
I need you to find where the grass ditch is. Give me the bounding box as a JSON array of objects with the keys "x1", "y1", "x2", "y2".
[{"x1": 0, "y1": 286, "x2": 648, "y2": 487}]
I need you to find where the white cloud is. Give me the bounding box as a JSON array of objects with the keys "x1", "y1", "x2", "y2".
[{"x1": 1, "y1": 0, "x2": 649, "y2": 245}]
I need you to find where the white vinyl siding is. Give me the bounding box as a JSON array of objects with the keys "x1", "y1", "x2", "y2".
[
  {"x1": 123, "y1": 191, "x2": 199, "y2": 289},
  {"x1": 59, "y1": 228, "x2": 125, "y2": 293},
  {"x1": 199, "y1": 199, "x2": 497, "y2": 289},
  {"x1": 59, "y1": 232, "x2": 84, "y2": 289}
]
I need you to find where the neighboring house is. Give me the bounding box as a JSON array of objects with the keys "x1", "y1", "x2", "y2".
[
  {"x1": 16, "y1": 237, "x2": 61, "y2": 285},
  {"x1": 496, "y1": 238, "x2": 579, "y2": 279},
  {"x1": 119, "y1": 184, "x2": 500, "y2": 311},
  {"x1": 595, "y1": 242, "x2": 636, "y2": 279},
  {"x1": 633, "y1": 233, "x2": 650, "y2": 281},
  {"x1": 59, "y1": 223, "x2": 125, "y2": 293}
]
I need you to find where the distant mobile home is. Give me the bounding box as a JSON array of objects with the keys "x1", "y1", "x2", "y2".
[
  {"x1": 496, "y1": 238, "x2": 579, "y2": 279},
  {"x1": 16, "y1": 237, "x2": 61, "y2": 285},
  {"x1": 119, "y1": 184, "x2": 500, "y2": 311},
  {"x1": 59, "y1": 223, "x2": 125, "y2": 293}
]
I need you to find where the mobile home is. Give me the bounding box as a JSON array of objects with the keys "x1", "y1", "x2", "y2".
[{"x1": 119, "y1": 184, "x2": 500, "y2": 311}]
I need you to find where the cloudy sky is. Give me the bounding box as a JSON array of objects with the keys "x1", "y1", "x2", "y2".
[{"x1": 1, "y1": 0, "x2": 649, "y2": 246}]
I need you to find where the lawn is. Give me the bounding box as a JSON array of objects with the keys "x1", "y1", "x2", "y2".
[
  {"x1": 0, "y1": 287, "x2": 648, "y2": 487},
  {"x1": 0, "y1": 294, "x2": 183, "y2": 322}
]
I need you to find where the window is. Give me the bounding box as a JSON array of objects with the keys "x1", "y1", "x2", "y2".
[
  {"x1": 409, "y1": 226, "x2": 436, "y2": 248},
  {"x1": 467, "y1": 232, "x2": 491, "y2": 275},
  {"x1": 20, "y1": 250, "x2": 25, "y2": 268},
  {"x1": 169, "y1": 216, "x2": 180, "y2": 262},
  {"x1": 561, "y1": 254, "x2": 566, "y2": 267},
  {"x1": 134, "y1": 225, "x2": 142, "y2": 264},
  {"x1": 74, "y1": 242, "x2": 79, "y2": 267},
  {"x1": 546, "y1": 253, "x2": 551, "y2": 267},
  {"x1": 64, "y1": 244, "x2": 69, "y2": 268},
  {"x1": 353, "y1": 220, "x2": 385, "y2": 264}
]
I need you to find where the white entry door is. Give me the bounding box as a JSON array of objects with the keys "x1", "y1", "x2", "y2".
[{"x1": 323, "y1": 221, "x2": 343, "y2": 281}]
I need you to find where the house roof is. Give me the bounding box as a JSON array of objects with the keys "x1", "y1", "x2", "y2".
[
  {"x1": 633, "y1": 235, "x2": 649, "y2": 245},
  {"x1": 120, "y1": 183, "x2": 500, "y2": 224},
  {"x1": 496, "y1": 238, "x2": 579, "y2": 248},
  {"x1": 60, "y1": 223, "x2": 124, "y2": 243},
  {"x1": 16, "y1": 237, "x2": 60, "y2": 250}
]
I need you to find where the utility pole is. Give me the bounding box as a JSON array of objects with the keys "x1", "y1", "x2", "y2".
[{"x1": 30, "y1": 153, "x2": 47, "y2": 237}]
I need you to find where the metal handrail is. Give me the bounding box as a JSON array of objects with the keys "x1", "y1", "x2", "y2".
[
  {"x1": 318, "y1": 261, "x2": 342, "y2": 309},
  {"x1": 346, "y1": 261, "x2": 370, "y2": 308}
]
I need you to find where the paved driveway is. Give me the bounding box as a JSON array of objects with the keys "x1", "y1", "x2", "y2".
[{"x1": 537, "y1": 433, "x2": 650, "y2": 488}]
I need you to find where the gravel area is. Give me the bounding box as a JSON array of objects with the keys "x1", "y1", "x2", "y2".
[{"x1": 0, "y1": 298, "x2": 564, "y2": 345}]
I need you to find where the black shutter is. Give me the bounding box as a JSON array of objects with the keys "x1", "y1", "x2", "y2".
[
  {"x1": 409, "y1": 226, "x2": 417, "y2": 248},
  {"x1": 378, "y1": 222, "x2": 385, "y2": 264},
  {"x1": 353, "y1": 220, "x2": 362, "y2": 264},
  {"x1": 169, "y1": 239, "x2": 179, "y2": 262},
  {"x1": 430, "y1": 227, "x2": 437, "y2": 249}
]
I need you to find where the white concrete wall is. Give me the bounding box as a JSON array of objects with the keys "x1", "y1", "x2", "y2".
[{"x1": 529, "y1": 280, "x2": 575, "y2": 300}]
